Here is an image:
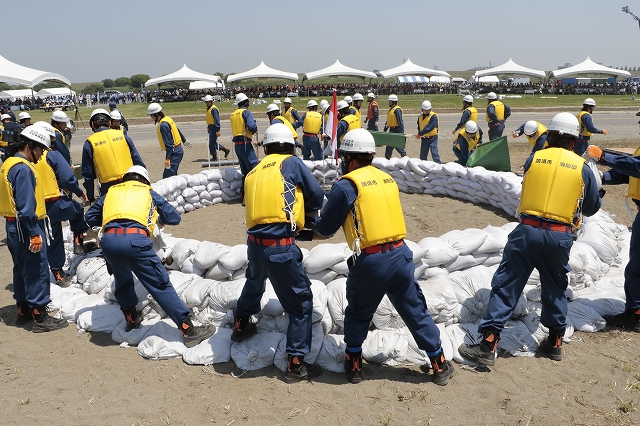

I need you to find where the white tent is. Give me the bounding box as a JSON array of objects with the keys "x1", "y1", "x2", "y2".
[
  {"x1": 36, "y1": 88, "x2": 76, "y2": 97},
  {"x1": 550, "y1": 57, "x2": 631, "y2": 78},
  {"x1": 397, "y1": 76, "x2": 429, "y2": 83},
  {"x1": 430, "y1": 76, "x2": 451, "y2": 83},
  {"x1": 304, "y1": 60, "x2": 377, "y2": 80},
  {"x1": 0, "y1": 89, "x2": 35, "y2": 100},
  {"x1": 474, "y1": 58, "x2": 546, "y2": 79},
  {"x1": 0, "y1": 54, "x2": 70, "y2": 87},
  {"x1": 470, "y1": 75, "x2": 500, "y2": 84},
  {"x1": 379, "y1": 58, "x2": 450, "y2": 79},
  {"x1": 226, "y1": 61, "x2": 298, "y2": 83},
  {"x1": 145, "y1": 64, "x2": 222, "y2": 87},
  {"x1": 189, "y1": 80, "x2": 225, "y2": 90}
]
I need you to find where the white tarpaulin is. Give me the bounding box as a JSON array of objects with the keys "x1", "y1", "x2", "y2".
[
  {"x1": 304, "y1": 60, "x2": 377, "y2": 81},
  {"x1": 145, "y1": 64, "x2": 222, "y2": 87},
  {"x1": 0, "y1": 54, "x2": 70, "y2": 87},
  {"x1": 226, "y1": 61, "x2": 298, "y2": 83},
  {"x1": 474, "y1": 58, "x2": 546, "y2": 79},
  {"x1": 550, "y1": 57, "x2": 631, "y2": 78},
  {"x1": 379, "y1": 58, "x2": 450, "y2": 79}
]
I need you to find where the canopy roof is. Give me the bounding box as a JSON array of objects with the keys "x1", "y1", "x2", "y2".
[
  {"x1": 379, "y1": 58, "x2": 450, "y2": 79},
  {"x1": 550, "y1": 57, "x2": 631, "y2": 78},
  {"x1": 226, "y1": 61, "x2": 298, "y2": 83},
  {"x1": 37, "y1": 88, "x2": 75, "y2": 97},
  {"x1": 470, "y1": 75, "x2": 500, "y2": 84},
  {"x1": 189, "y1": 80, "x2": 225, "y2": 90},
  {"x1": 474, "y1": 58, "x2": 546, "y2": 79},
  {"x1": 0, "y1": 89, "x2": 34, "y2": 100},
  {"x1": 0, "y1": 54, "x2": 70, "y2": 87},
  {"x1": 304, "y1": 59, "x2": 377, "y2": 80},
  {"x1": 145, "y1": 64, "x2": 222, "y2": 87}
]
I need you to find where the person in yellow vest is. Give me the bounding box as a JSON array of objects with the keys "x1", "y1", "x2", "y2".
[
  {"x1": 293, "y1": 100, "x2": 323, "y2": 160},
  {"x1": 148, "y1": 103, "x2": 185, "y2": 179},
  {"x1": 486, "y1": 92, "x2": 511, "y2": 140},
  {"x1": 512, "y1": 120, "x2": 548, "y2": 155},
  {"x1": 231, "y1": 123, "x2": 325, "y2": 383},
  {"x1": 585, "y1": 141, "x2": 640, "y2": 332},
  {"x1": 364, "y1": 93, "x2": 379, "y2": 131},
  {"x1": 81, "y1": 108, "x2": 145, "y2": 202},
  {"x1": 204, "y1": 95, "x2": 230, "y2": 161},
  {"x1": 459, "y1": 113, "x2": 601, "y2": 367},
  {"x1": 282, "y1": 97, "x2": 300, "y2": 124},
  {"x1": 383, "y1": 94, "x2": 407, "y2": 159},
  {"x1": 109, "y1": 110, "x2": 124, "y2": 131},
  {"x1": 335, "y1": 100, "x2": 361, "y2": 151},
  {"x1": 575, "y1": 98, "x2": 607, "y2": 156},
  {"x1": 351, "y1": 93, "x2": 364, "y2": 121},
  {"x1": 265, "y1": 103, "x2": 299, "y2": 142},
  {"x1": 84, "y1": 166, "x2": 216, "y2": 347},
  {"x1": 415, "y1": 100, "x2": 441, "y2": 163},
  {"x1": 452, "y1": 95, "x2": 477, "y2": 135},
  {"x1": 310, "y1": 128, "x2": 454, "y2": 385},
  {"x1": 452, "y1": 120, "x2": 483, "y2": 166},
  {"x1": 50, "y1": 110, "x2": 71, "y2": 165},
  {"x1": 230, "y1": 93, "x2": 259, "y2": 198},
  {"x1": 1, "y1": 125, "x2": 68, "y2": 332}
]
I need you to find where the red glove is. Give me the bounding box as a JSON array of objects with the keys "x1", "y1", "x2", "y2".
[
  {"x1": 216, "y1": 131, "x2": 221, "y2": 137},
  {"x1": 29, "y1": 235, "x2": 42, "y2": 253},
  {"x1": 601, "y1": 129, "x2": 607, "y2": 135},
  {"x1": 81, "y1": 193, "x2": 87, "y2": 203},
  {"x1": 415, "y1": 134, "x2": 421, "y2": 140},
  {"x1": 164, "y1": 159, "x2": 170, "y2": 169}
]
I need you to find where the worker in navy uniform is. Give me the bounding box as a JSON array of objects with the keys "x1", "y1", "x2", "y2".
[
  {"x1": 1, "y1": 104, "x2": 16, "y2": 122},
  {"x1": 383, "y1": 94, "x2": 407, "y2": 159},
  {"x1": 108, "y1": 101, "x2": 128, "y2": 135},
  {"x1": 148, "y1": 103, "x2": 185, "y2": 179},
  {"x1": 459, "y1": 113, "x2": 601, "y2": 366},
  {"x1": 575, "y1": 98, "x2": 607, "y2": 156},
  {"x1": 293, "y1": 100, "x2": 323, "y2": 160},
  {"x1": 364, "y1": 93, "x2": 379, "y2": 131},
  {"x1": 1, "y1": 126, "x2": 68, "y2": 332},
  {"x1": 18, "y1": 112, "x2": 32, "y2": 126},
  {"x1": 230, "y1": 93, "x2": 259, "y2": 197},
  {"x1": 452, "y1": 95, "x2": 477, "y2": 135},
  {"x1": 350, "y1": 93, "x2": 364, "y2": 122},
  {"x1": 50, "y1": 110, "x2": 72, "y2": 165},
  {"x1": 81, "y1": 108, "x2": 145, "y2": 202},
  {"x1": 231, "y1": 123, "x2": 325, "y2": 383},
  {"x1": 415, "y1": 100, "x2": 441, "y2": 163},
  {"x1": 585, "y1": 137, "x2": 640, "y2": 332},
  {"x1": 453, "y1": 120, "x2": 483, "y2": 166},
  {"x1": 331, "y1": 100, "x2": 360, "y2": 152},
  {"x1": 344, "y1": 96, "x2": 354, "y2": 115},
  {"x1": 85, "y1": 166, "x2": 215, "y2": 347},
  {"x1": 311, "y1": 128, "x2": 454, "y2": 386},
  {"x1": 204, "y1": 95, "x2": 230, "y2": 161},
  {"x1": 512, "y1": 120, "x2": 549, "y2": 174},
  {"x1": 265, "y1": 103, "x2": 302, "y2": 151},
  {"x1": 486, "y1": 92, "x2": 511, "y2": 141},
  {"x1": 282, "y1": 97, "x2": 300, "y2": 124}
]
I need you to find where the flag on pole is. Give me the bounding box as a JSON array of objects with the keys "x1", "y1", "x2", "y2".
[{"x1": 327, "y1": 89, "x2": 338, "y2": 160}]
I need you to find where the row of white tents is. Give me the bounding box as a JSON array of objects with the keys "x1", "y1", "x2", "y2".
[{"x1": 0, "y1": 88, "x2": 75, "y2": 101}]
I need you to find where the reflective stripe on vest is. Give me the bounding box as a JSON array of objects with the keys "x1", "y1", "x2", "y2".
[
  {"x1": 157, "y1": 116, "x2": 182, "y2": 151},
  {"x1": 87, "y1": 129, "x2": 134, "y2": 184},
  {"x1": 102, "y1": 181, "x2": 158, "y2": 234},
  {"x1": 0, "y1": 156, "x2": 46, "y2": 219}
]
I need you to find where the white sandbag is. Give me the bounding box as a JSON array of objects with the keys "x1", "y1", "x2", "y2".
[
  {"x1": 450, "y1": 265, "x2": 496, "y2": 319},
  {"x1": 569, "y1": 242, "x2": 606, "y2": 280},
  {"x1": 315, "y1": 334, "x2": 346, "y2": 373},
  {"x1": 231, "y1": 267, "x2": 246, "y2": 280},
  {"x1": 310, "y1": 279, "x2": 328, "y2": 323},
  {"x1": 230, "y1": 331, "x2": 285, "y2": 370},
  {"x1": 419, "y1": 276, "x2": 459, "y2": 326},
  {"x1": 198, "y1": 190, "x2": 212, "y2": 201},
  {"x1": 260, "y1": 280, "x2": 284, "y2": 317},
  {"x1": 180, "y1": 257, "x2": 204, "y2": 276},
  {"x1": 137, "y1": 324, "x2": 186, "y2": 360},
  {"x1": 566, "y1": 301, "x2": 606, "y2": 332},
  {"x1": 445, "y1": 322, "x2": 483, "y2": 365},
  {"x1": 83, "y1": 265, "x2": 113, "y2": 295},
  {"x1": 170, "y1": 239, "x2": 200, "y2": 268},
  {"x1": 182, "y1": 327, "x2": 234, "y2": 365},
  {"x1": 417, "y1": 237, "x2": 458, "y2": 266},
  {"x1": 577, "y1": 222, "x2": 620, "y2": 265},
  {"x1": 362, "y1": 329, "x2": 408, "y2": 366},
  {"x1": 303, "y1": 243, "x2": 352, "y2": 274},
  {"x1": 183, "y1": 203, "x2": 195, "y2": 212},
  {"x1": 181, "y1": 277, "x2": 216, "y2": 309},
  {"x1": 76, "y1": 256, "x2": 107, "y2": 284},
  {"x1": 201, "y1": 199, "x2": 213, "y2": 207},
  {"x1": 497, "y1": 320, "x2": 538, "y2": 357},
  {"x1": 414, "y1": 259, "x2": 429, "y2": 279},
  {"x1": 206, "y1": 182, "x2": 221, "y2": 192},
  {"x1": 48, "y1": 285, "x2": 86, "y2": 311},
  {"x1": 201, "y1": 169, "x2": 222, "y2": 181},
  {"x1": 521, "y1": 313, "x2": 575, "y2": 344},
  {"x1": 218, "y1": 244, "x2": 248, "y2": 270},
  {"x1": 404, "y1": 239, "x2": 427, "y2": 263},
  {"x1": 76, "y1": 303, "x2": 123, "y2": 333},
  {"x1": 406, "y1": 323, "x2": 452, "y2": 365},
  {"x1": 465, "y1": 228, "x2": 503, "y2": 254},
  {"x1": 273, "y1": 322, "x2": 325, "y2": 372},
  {"x1": 59, "y1": 293, "x2": 107, "y2": 322},
  {"x1": 193, "y1": 241, "x2": 231, "y2": 270},
  {"x1": 257, "y1": 313, "x2": 289, "y2": 334},
  {"x1": 205, "y1": 263, "x2": 234, "y2": 281},
  {"x1": 229, "y1": 180, "x2": 243, "y2": 191},
  {"x1": 190, "y1": 184, "x2": 207, "y2": 193},
  {"x1": 320, "y1": 308, "x2": 335, "y2": 334},
  {"x1": 502, "y1": 222, "x2": 518, "y2": 233},
  {"x1": 421, "y1": 267, "x2": 448, "y2": 280},
  {"x1": 167, "y1": 271, "x2": 196, "y2": 296},
  {"x1": 306, "y1": 269, "x2": 338, "y2": 283},
  {"x1": 440, "y1": 229, "x2": 487, "y2": 255},
  {"x1": 111, "y1": 317, "x2": 160, "y2": 345},
  {"x1": 482, "y1": 253, "x2": 503, "y2": 267},
  {"x1": 182, "y1": 187, "x2": 197, "y2": 198},
  {"x1": 195, "y1": 307, "x2": 234, "y2": 329},
  {"x1": 407, "y1": 158, "x2": 428, "y2": 177},
  {"x1": 208, "y1": 279, "x2": 246, "y2": 312},
  {"x1": 326, "y1": 278, "x2": 348, "y2": 330},
  {"x1": 524, "y1": 284, "x2": 541, "y2": 302},
  {"x1": 444, "y1": 253, "x2": 489, "y2": 272},
  {"x1": 573, "y1": 291, "x2": 625, "y2": 317},
  {"x1": 372, "y1": 295, "x2": 406, "y2": 330},
  {"x1": 330, "y1": 260, "x2": 349, "y2": 275}
]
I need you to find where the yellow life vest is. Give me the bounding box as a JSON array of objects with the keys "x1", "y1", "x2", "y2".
[
  {"x1": 418, "y1": 112, "x2": 438, "y2": 138},
  {"x1": 0, "y1": 156, "x2": 46, "y2": 219},
  {"x1": 627, "y1": 146, "x2": 640, "y2": 200},
  {"x1": 465, "y1": 106, "x2": 478, "y2": 125},
  {"x1": 455, "y1": 128, "x2": 481, "y2": 151},
  {"x1": 519, "y1": 148, "x2": 585, "y2": 225},
  {"x1": 33, "y1": 150, "x2": 62, "y2": 200},
  {"x1": 354, "y1": 108, "x2": 361, "y2": 122},
  {"x1": 102, "y1": 180, "x2": 158, "y2": 234},
  {"x1": 54, "y1": 128, "x2": 66, "y2": 145},
  {"x1": 302, "y1": 111, "x2": 322, "y2": 134},
  {"x1": 205, "y1": 104, "x2": 218, "y2": 125},
  {"x1": 0, "y1": 124, "x2": 6, "y2": 148},
  {"x1": 486, "y1": 100, "x2": 505, "y2": 122},
  {"x1": 339, "y1": 115, "x2": 361, "y2": 141},
  {"x1": 274, "y1": 116, "x2": 298, "y2": 140},
  {"x1": 577, "y1": 110, "x2": 592, "y2": 137},
  {"x1": 341, "y1": 166, "x2": 406, "y2": 251},
  {"x1": 230, "y1": 108, "x2": 253, "y2": 139},
  {"x1": 156, "y1": 116, "x2": 182, "y2": 151},
  {"x1": 87, "y1": 129, "x2": 134, "y2": 184},
  {"x1": 244, "y1": 154, "x2": 304, "y2": 230},
  {"x1": 526, "y1": 123, "x2": 548, "y2": 148},
  {"x1": 387, "y1": 105, "x2": 402, "y2": 128},
  {"x1": 283, "y1": 107, "x2": 297, "y2": 124}
]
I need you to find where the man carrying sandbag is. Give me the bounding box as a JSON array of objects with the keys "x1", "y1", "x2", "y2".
[
  {"x1": 459, "y1": 113, "x2": 601, "y2": 366},
  {"x1": 310, "y1": 128, "x2": 454, "y2": 386},
  {"x1": 230, "y1": 123, "x2": 325, "y2": 383}
]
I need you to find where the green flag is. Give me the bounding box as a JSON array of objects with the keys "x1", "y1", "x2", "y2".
[{"x1": 466, "y1": 136, "x2": 511, "y2": 171}]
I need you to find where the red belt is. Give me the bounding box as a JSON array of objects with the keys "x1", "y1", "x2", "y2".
[
  {"x1": 234, "y1": 141, "x2": 252, "y2": 145},
  {"x1": 363, "y1": 240, "x2": 404, "y2": 254},
  {"x1": 105, "y1": 227, "x2": 149, "y2": 237},
  {"x1": 45, "y1": 196, "x2": 61, "y2": 203},
  {"x1": 303, "y1": 133, "x2": 318, "y2": 137},
  {"x1": 520, "y1": 218, "x2": 571, "y2": 233},
  {"x1": 6, "y1": 216, "x2": 16, "y2": 221},
  {"x1": 248, "y1": 234, "x2": 294, "y2": 247}
]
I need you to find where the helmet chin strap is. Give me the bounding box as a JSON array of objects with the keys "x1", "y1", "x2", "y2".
[{"x1": 28, "y1": 144, "x2": 39, "y2": 164}]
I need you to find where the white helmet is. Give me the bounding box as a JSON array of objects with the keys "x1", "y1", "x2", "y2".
[
  {"x1": 523, "y1": 120, "x2": 539, "y2": 136},
  {"x1": 344, "y1": 96, "x2": 353, "y2": 104},
  {"x1": 486, "y1": 92, "x2": 497, "y2": 100},
  {"x1": 367, "y1": 92, "x2": 375, "y2": 99},
  {"x1": 583, "y1": 98, "x2": 596, "y2": 107},
  {"x1": 322, "y1": 104, "x2": 330, "y2": 114},
  {"x1": 388, "y1": 94, "x2": 398, "y2": 102},
  {"x1": 340, "y1": 128, "x2": 376, "y2": 154},
  {"x1": 266, "y1": 103, "x2": 280, "y2": 114},
  {"x1": 32, "y1": 121, "x2": 56, "y2": 139},
  {"x1": 51, "y1": 110, "x2": 68, "y2": 122},
  {"x1": 465, "y1": 120, "x2": 478, "y2": 134},
  {"x1": 110, "y1": 110, "x2": 122, "y2": 120},
  {"x1": 307, "y1": 100, "x2": 318, "y2": 108},
  {"x1": 547, "y1": 112, "x2": 579, "y2": 137},
  {"x1": 262, "y1": 123, "x2": 295, "y2": 146},
  {"x1": 21, "y1": 125, "x2": 51, "y2": 149},
  {"x1": 147, "y1": 103, "x2": 162, "y2": 115},
  {"x1": 236, "y1": 93, "x2": 248, "y2": 104},
  {"x1": 319, "y1": 99, "x2": 329, "y2": 109},
  {"x1": 421, "y1": 100, "x2": 432, "y2": 110},
  {"x1": 90, "y1": 108, "x2": 111, "y2": 120},
  {"x1": 123, "y1": 165, "x2": 151, "y2": 185},
  {"x1": 284, "y1": 97, "x2": 292, "y2": 104},
  {"x1": 203, "y1": 95, "x2": 214, "y2": 102},
  {"x1": 0, "y1": 113, "x2": 11, "y2": 121},
  {"x1": 463, "y1": 95, "x2": 474, "y2": 103},
  {"x1": 18, "y1": 112, "x2": 31, "y2": 121},
  {"x1": 336, "y1": 100, "x2": 349, "y2": 111},
  {"x1": 353, "y1": 93, "x2": 364, "y2": 101}
]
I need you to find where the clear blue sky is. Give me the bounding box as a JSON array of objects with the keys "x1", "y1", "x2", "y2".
[{"x1": 5, "y1": 0, "x2": 640, "y2": 83}]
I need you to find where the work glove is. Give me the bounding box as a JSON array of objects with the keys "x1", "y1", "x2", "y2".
[
  {"x1": 511, "y1": 132, "x2": 519, "y2": 138},
  {"x1": 164, "y1": 159, "x2": 171, "y2": 169},
  {"x1": 601, "y1": 129, "x2": 607, "y2": 135},
  {"x1": 451, "y1": 129, "x2": 456, "y2": 135},
  {"x1": 183, "y1": 141, "x2": 192, "y2": 148},
  {"x1": 29, "y1": 235, "x2": 43, "y2": 253},
  {"x1": 216, "y1": 132, "x2": 221, "y2": 137},
  {"x1": 585, "y1": 145, "x2": 603, "y2": 162},
  {"x1": 80, "y1": 192, "x2": 87, "y2": 204},
  {"x1": 415, "y1": 134, "x2": 421, "y2": 140}
]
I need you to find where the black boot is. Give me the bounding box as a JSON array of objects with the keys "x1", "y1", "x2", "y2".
[
  {"x1": 16, "y1": 302, "x2": 32, "y2": 326},
  {"x1": 230, "y1": 313, "x2": 257, "y2": 342},
  {"x1": 223, "y1": 147, "x2": 231, "y2": 159},
  {"x1": 344, "y1": 349, "x2": 363, "y2": 384},
  {"x1": 32, "y1": 307, "x2": 68, "y2": 333},
  {"x1": 458, "y1": 329, "x2": 500, "y2": 366},
  {"x1": 429, "y1": 351, "x2": 455, "y2": 386},
  {"x1": 604, "y1": 309, "x2": 640, "y2": 332},
  {"x1": 538, "y1": 329, "x2": 564, "y2": 361},
  {"x1": 73, "y1": 233, "x2": 85, "y2": 255},
  {"x1": 285, "y1": 355, "x2": 323, "y2": 383},
  {"x1": 180, "y1": 316, "x2": 216, "y2": 348},
  {"x1": 51, "y1": 269, "x2": 72, "y2": 288},
  {"x1": 121, "y1": 307, "x2": 143, "y2": 332}
]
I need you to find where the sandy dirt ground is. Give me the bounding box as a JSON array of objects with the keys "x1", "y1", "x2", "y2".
[{"x1": 1, "y1": 111, "x2": 640, "y2": 425}]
